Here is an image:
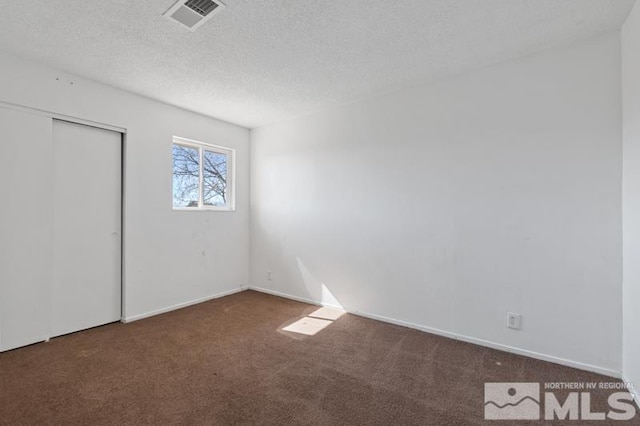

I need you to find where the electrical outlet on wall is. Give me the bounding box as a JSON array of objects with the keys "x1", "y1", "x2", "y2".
[
  {"x1": 266, "y1": 270, "x2": 273, "y2": 281},
  {"x1": 507, "y1": 312, "x2": 522, "y2": 330}
]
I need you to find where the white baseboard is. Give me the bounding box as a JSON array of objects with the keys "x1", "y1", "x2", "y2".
[
  {"x1": 249, "y1": 285, "x2": 621, "y2": 379},
  {"x1": 249, "y1": 285, "x2": 341, "y2": 308},
  {"x1": 121, "y1": 284, "x2": 623, "y2": 379},
  {"x1": 123, "y1": 286, "x2": 248, "y2": 323},
  {"x1": 622, "y1": 373, "x2": 640, "y2": 409}
]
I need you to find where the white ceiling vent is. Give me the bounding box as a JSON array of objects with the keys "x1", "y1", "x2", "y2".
[{"x1": 164, "y1": 0, "x2": 225, "y2": 31}]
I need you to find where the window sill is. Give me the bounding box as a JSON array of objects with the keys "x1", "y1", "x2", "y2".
[{"x1": 173, "y1": 207, "x2": 235, "y2": 212}]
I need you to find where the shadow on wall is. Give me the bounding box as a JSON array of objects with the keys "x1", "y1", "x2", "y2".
[
  {"x1": 296, "y1": 257, "x2": 343, "y2": 309},
  {"x1": 269, "y1": 257, "x2": 349, "y2": 339}
]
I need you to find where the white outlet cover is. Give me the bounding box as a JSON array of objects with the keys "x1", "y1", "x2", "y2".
[{"x1": 507, "y1": 312, "x2": 522, "y2": 330}]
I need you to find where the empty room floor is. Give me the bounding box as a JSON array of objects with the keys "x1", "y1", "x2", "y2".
[{"x1": 0, "y1": 290, "x2": 635, "y2": 425}]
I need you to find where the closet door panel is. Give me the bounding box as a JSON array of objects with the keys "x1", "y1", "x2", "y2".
[
  {"x1": 0, "y1": 108, "x2": 53, "y2": 351},
  {"x1": 51, "y1": 120, "x2": 122, "y2": 337}
]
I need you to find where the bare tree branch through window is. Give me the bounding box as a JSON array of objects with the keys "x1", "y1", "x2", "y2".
[{"x1": 172, "y1": 142, "x2": 230, "y2": 209}]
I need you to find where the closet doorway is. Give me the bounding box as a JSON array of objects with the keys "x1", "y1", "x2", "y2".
[{"x1": 51, "y1": 120, "x2": 122, "y2": 338}]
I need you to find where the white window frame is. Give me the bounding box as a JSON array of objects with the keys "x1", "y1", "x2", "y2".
[{"x1": 172, "y1": 136, "x2": 236, "y2": 212}]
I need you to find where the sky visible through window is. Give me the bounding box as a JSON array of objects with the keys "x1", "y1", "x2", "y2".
[{"x1": 172, "y1": 144, "x2": 227, "y2": 208}]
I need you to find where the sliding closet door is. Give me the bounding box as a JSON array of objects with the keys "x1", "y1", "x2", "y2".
[
  {"x1": 0, "y1": 108, "x2": 53, "y2": 351},
  {"x1": 51, "y1": 120, "x2": 122, "y2": 337}
]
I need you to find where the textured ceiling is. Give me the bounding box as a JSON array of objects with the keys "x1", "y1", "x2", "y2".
[{"x1": 0, "y1": 0, "x2": 635, "y2": 128}]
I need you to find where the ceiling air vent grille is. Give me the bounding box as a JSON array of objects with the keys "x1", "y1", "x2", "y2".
[
  {"x1": 164, "y1": 0, "x2": 225, "y2": 31},
  {"x1": 184, "y1": 0, "x2": 219, "y2": 17}
]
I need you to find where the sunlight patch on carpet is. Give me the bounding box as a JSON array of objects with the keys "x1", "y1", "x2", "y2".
[
  {"x1": 307, "y1": 307, "x2": 345, "y2": 321},
  {"x1": 281, "y1": 317, "x2": 333, "y2": 336}
]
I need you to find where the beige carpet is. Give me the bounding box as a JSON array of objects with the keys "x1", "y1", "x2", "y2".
[{"x1": 0, "y1": 290, "x2": 637, "y2": 425}]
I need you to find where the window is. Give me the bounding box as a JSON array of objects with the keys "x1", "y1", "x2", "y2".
[{"x1": 172, "y1": 137, "x2": 234, "y2": 210}]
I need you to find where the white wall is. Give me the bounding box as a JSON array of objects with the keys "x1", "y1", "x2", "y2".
[
  {"x1": 0, "y1": 52, "x2": 250, "y2": 321},
  {"x1": 0, "y1": 109, "x2": 53, "y2": 350},
  {"x1": 622, "y1": 0, "x2": 640, "y2": 401},
  {"x1": 251, "y1": 34, "x2": 623, "y2": 375}
]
